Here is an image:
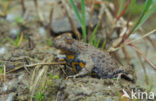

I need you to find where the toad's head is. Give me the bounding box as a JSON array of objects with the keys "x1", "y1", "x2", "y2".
[{"x1": 53, "y1": 33, "x2": 74, "y2": 52}]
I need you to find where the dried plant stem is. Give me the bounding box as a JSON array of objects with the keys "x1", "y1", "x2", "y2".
[
  {"x1": 4, "y1": 0, "x2": 10, "y2": 16},
  {"x1": 103, "y1": 3, "x2": 114, "y2": 38},
  {"x1": 7, "y1": 62, "x2": 66, "y2": 73},
  {"x1": 29, "y1": 65, "x2": 44, "y2": 101},
  {"x1": 62, "y1": 0, "x2": 81, "y2": 40},
  {"x1": 33, "y1": 0, "x2": 44, "y2": 22},
  {"x1": 116, "y1": 0, "x2": 130, "y2": 20},
  {"x1": 0, "y1": 0, "x2": 10, "y2": 16},
  {"x1": 146, "y1": 36, "x2": 156, "y2": 49},
  {"x1": 0, "y1": 65, "x2": 6, "y2": 81},
  {"x1": 88, "y1": 2, "x2": 105, "y2": 40},
  {"x1": 21, "y1": 0, "x2": 26, "y2": 15},
  {"x1": 49, "y1": 3, "x2": 54, "y2": 34},
  {"x1": 29, "y1": 56, "x2": 66, "y2": 100},
  {"x1": 127, "y1": 29, "x2": 156, "y2": 45},
  {"x1": 136, "y1": 52, "x2": 149, "y2": 85},
  {"x1": 131, "y1": 45, "x2": 156, "y2": 70},
  {"x1": 3, "y1": 65, "x2": 6, "y2": 81},
  {"x1": 110, "y1": 29, "x2": 156, "y2": 52},
  {"x1": 87, "y1": 0, "x2": 95, "y2": 40},
  {"x1": 122, "y1": 46, "x2": 130, "y2": 65},
  {"x1": 113, "y1": 23, "x2": 156, "y2": 50}
]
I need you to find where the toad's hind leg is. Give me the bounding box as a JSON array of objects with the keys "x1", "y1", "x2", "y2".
[{"x1": 68, "y1": 59, "x2": 94, "y2": 78}]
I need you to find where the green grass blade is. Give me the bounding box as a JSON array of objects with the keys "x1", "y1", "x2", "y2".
[
  {"x1": 0, "y1": 62, "x2": 3, "y2": 73},
  {"x1": 94, "y1": 38, "x2": 101, "y2": 48},
  {"x1": 128, "y1": 0, "x2": 136, "y2": 11},
  {"x1": 131, "y1": 0, "x2": 153, "y2": 33},
  {"x1": 16, "y1": 32, "x2": 20, "y2": 46},
  {"x1": 89, "y1": 22, "x2": 100, "y2": 44},
  {"x1": 101, "y1": 39, "x2": 107, "y2": 50},
  {"x1": 70, "y1": 0, "x2": 82, "y2": 25},
  {"x1": 81, "y1": 0, "x2": 87, "y2": 42},
  {"x1": 17, "y1": 32, "x2": 23, "y2": 47},
  {"x1": 139, "y1": 2, "x2": 156, "y2": 24},
  {"x1": 93, "y1": 38, "x2": 97, "y2": 47},
  {"x1": 136, "y1": 6, "x2": 156, "y2": 31},
  {"x1": 7, "y1": 37, "x2": 16, "y2": 46},
  {"x1": 127, "y1": 0, "x2": 144, "y2": 16},
  {"x1": 117, "y1": 0, "x2": 125, "y2": 16}
]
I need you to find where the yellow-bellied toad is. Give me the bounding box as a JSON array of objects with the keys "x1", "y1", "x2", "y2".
[{"x1": 53, "y1": 33, "x2": 136, "y2": 82}]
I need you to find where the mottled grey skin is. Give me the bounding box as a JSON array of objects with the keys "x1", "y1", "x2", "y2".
[{"x1": 53, "y1": 33, "x2": 135, "y2": 81}]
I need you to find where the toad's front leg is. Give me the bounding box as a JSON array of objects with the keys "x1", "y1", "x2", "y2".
[{"x1": 68, "y1": 58, "x2": 94, "y2": 78}]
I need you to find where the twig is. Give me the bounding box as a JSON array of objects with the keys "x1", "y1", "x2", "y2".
[
  {"x1": 24, "y1": 63, "x2": 31, "y2": 75},
  {"x1": 109, "y1": 29, "x2": 156, "y2": 70},
  {"x1": 0, "y1": 0, "x2": 10, "y2": 17},
  {"x1": 0, "y1": 65, "x2": 6, "y2": 81},
  {"x1": 49, "y1": 3, "x2": 54, "y2": 35},
  {"x1": 3, "y1": 65, "x2": 6, "y2": 81},
  {"x1": 4, "y1": 0, "x2": 10, "y2": 16},
  {"x1": 146, "y1": 36, "x2": 156, "y2": 50},
  {"x1": 26, "y1": 62, "x2": 66, "y2": 67},
  {"x1": 122, "y1": 46, "x2": 130, "y2": 65},
  {"x1": 7, "y1": 62, "x2": 66, "y2": 73},
  {"x1": 127, "y1": 29, "x2": 156, "y2": 45},
  {"x1": 87, "y1": 0, "x2": 95, "y2": 40},
  {"x1": 62, "y1": 0, "x2": 81, "y2": 40},
  {"x1": 29, "y1": 57, "x2": 55, "y2": 100},
  {"x1": 33, "y1": 0, "x2": 44, "y2": 23},
  {"x1": 103, "y1": 2, "x2": 115, "y2": 38},
  {"x1": 21, "y1": 0, "x2": 26, "y2": 16},
  {"x1": 116, "y1": 0, "x2": 130, "y2": 20},
  {"x1": 136, "y1": 51, "x2": 149, "y2": 85},
  {"x1": 88, "y1": 1, "x2": 105, "y2": 40},
  {"x1": 109, "y1": 29, "x2": 156, "y2": 52},
  {"x1": 131, "y1": 44, "x2": 156, "y2": 70}
]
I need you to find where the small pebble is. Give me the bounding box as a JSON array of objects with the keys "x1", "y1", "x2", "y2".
[{"x1": 0, "y1": 47, "x2": 6, "y2": 54}]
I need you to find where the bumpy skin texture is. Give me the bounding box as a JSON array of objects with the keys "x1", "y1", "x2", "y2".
[{"x1": 53, "y1": 33, "x2": 135, "y2": 81}]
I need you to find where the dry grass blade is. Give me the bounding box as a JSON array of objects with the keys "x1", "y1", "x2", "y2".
[
  {"x1": 3, "y1": 65, "x2": 6, "y2": 81},
  {"x1": 0, "y1": 65, "x2": 6, "y2": 81},
  {"x1": 136, "y1": 52, "x2": 149, "y2": 85},
  {"x1": 116, "y1": 0, "x2": 130, "y2": 20},
  {"x1": 62, "y1": 0, "x2": 81, "y2": 40},
  {"x1": 29, "y1": 56, "x2": 56, "y2": 100},
  {"x1": 87, "y1": 0, "x2": 95, "y2": 39},
  {"x1": 49, "y1": 3, "x2": 54, "y2": 34},
  {"x1": 21, "y1": 0, "x2": 26, "y2": 15},
  {"x1": 131, "y1": 45, "x2": 156, "y2": 70},
  {"x1": 109, "y1": 29, "x2": 156, "y2": 52},
  {"x1": 127, "y1": 29, "x2": 156, "y2": 45},
  {"x1": 29, "y1": 65, "x2": 45, "y2": 101},
  {"x1": 146, "y1": 36, "x2": 156, "y2": 50},
  {"x1": 89, "y1": 2, "x2": 105, "y2": 44},
  {"x1": 0, "y1": 0, "x2": 10, "y2": 16},
  {"x1": 122, "y1": 46, "x2": 130, "y2": 65},
  {"x1": 7, "y1": 62, "x2": 66, "y2": 73},
  {"x1": 33, "y1": 0, "x2": 44, "y2": 23},
  {"x1": 17, "y1": 32, "x2": 23, "y2": 47}
]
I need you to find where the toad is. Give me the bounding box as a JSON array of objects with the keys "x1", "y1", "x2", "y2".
[{"x1": 53, "y1": 33, "x2": 136, "y2": 82}]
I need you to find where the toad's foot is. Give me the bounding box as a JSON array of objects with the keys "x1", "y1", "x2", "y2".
[
  {"x1": 116, "y1": 73, "x2": 135, "y2": 83},
  {"x1": 67, "y1": 75, "x2": 77, "y2": 79}
]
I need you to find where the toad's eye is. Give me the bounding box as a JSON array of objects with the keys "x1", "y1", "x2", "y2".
[
  {"x1": 66, "y1": 33, "x2": 72, "y2": 37},
  {"x1": 56, "y1": 35, "x2": 62, "y2": 39}
]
